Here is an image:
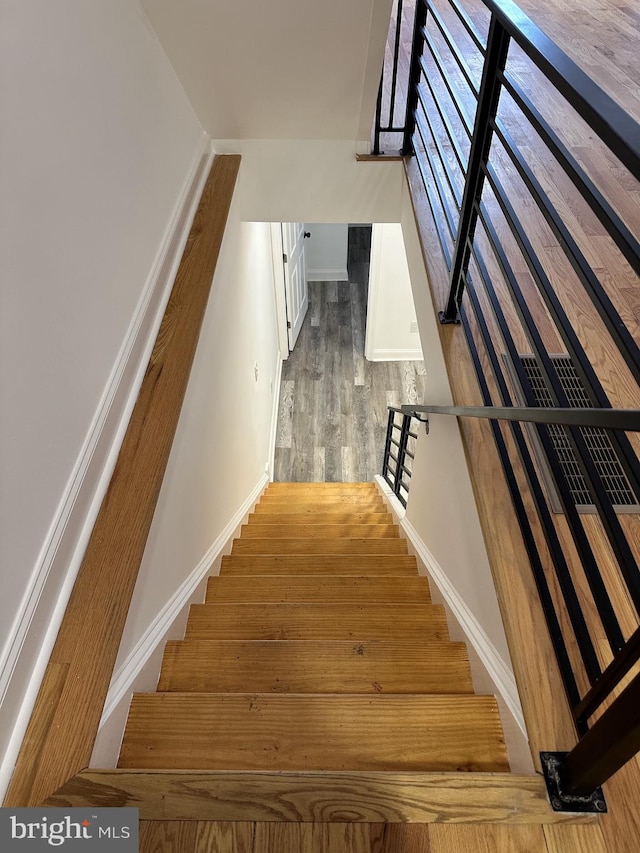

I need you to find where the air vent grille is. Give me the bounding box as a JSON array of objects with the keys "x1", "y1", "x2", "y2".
[{"x1": 520, "y1": 356, "x2": 638, "y2": 509}]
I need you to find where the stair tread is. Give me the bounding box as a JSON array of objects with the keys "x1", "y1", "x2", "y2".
[
  {"x1": 158, "y1": 639, "x2": 473, "y2": 694},
  {"x1": 186, "y1": 602, "x2": 448, "y2": 640},
  {"x1": 248, "y1": 512, "x2": 394, "y2": 525},
  {"x1": 240, "y1": 523, "x2": 399, "y2": 538},
  {"x1": 118, "y1": 693, "x2": 508, "y2": 772},
  {"x1": 257, "y1": 495, "x2": 385, "y2": 505},
  {"x1": 219, "y1": 555, "x2": 419, "y2": 575},
  {"x1": 205, "y1": 575, "x2": 430, "y2": 604},
  {"x1": 253, "y1": 503, "x2": 389, "y2": 514},
  {"x1": 265, "y1": 483, "x2": 377, "y2": 491},
  {"x1": 231, "y1": 538, "x2": 408, "y2": 555}
]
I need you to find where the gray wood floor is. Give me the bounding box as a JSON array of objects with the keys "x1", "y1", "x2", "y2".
[{"x1": 274, "y1": 227, "x2": 426, "y2": 483}]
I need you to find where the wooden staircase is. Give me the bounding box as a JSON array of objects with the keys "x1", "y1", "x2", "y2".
[{"x1": 118, "y1": 482, "x2": 509, "y2": 776}]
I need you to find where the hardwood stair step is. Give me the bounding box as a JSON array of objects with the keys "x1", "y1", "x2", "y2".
[
  {"x1": 118, "y1": 693, "x2": 508, "y2": 772},
  {"x1": 46, "y1": 768, "x2": 593, "y2": 824},
  {"x1": 185, "y1": 603, "x2": 448, "y2": 641},
  {"x1": 247, "y1": 511, "x2": 393, "y2": 525},
  {"x1": 205, "y1": 575, "x2": 431, "y2": 604},
  {"x1": 231, "y1": 538, "x2": 408, "y2": 555},
  {"x1": 252, "y1": 502, "x2": 388, "y2": 514},
  {"x1": 257, "y1": 495, "x2": 385, "y2": 507},
  {"x1": 158, "y1": 640, "x2": 473, "y2": 694},
  {"x1": 239, "y1": 523, "x2": 399, "y2": 539},
  {"x1": 219, "y1": 555, "x2": 419, "y2": 575},
  {"x1": 265, "y1": 483, "x2": 378, "y2": 493}
]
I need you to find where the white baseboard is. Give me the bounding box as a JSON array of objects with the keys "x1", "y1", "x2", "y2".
[
  {"x1": 306, "y1": 268, "x2": 349, "y2": 281},
  {"x1": 0, "y1": 133, "x2": 213, "y2": 801},
  {"x1": 402, "y1": 516, "x2": 526, "y2": 736},
  {"x1": 368, "y1": 347, "x2": 424, "y2": 361},
  {"x1": 373, "y1": 477, "x2": 525, "y2": 737},
  {"x1": 98, "y1": 474, "x2": 268, "y2": 733},
  {"x1": 374, "y1": 475, "x2": 406, "y2": 520}
]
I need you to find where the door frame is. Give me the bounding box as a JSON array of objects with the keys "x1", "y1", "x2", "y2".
[{"x1": 270, "y1": 222, "x2": 290, "y2": 358}]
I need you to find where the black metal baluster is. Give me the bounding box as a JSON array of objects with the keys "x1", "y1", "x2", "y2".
[
  {"x1": 402, "y1": 0, "x2": 429, "y2": 154},
  {"x1": 441, "y1": 15, "x2": 510, "y2": 323}
]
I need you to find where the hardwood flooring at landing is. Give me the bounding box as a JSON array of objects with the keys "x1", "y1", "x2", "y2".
[{"x1": 274, "y1": 276, "x2": 426, "y2": 483}]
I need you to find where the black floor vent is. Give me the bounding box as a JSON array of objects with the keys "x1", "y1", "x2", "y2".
[{"x1": 518, "y1": 355, "x2": 638, "y2": 511}]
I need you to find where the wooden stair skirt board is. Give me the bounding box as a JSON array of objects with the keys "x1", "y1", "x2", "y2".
[{"x1": 109, "y1": 482, "x2": 581, "y2": 822}]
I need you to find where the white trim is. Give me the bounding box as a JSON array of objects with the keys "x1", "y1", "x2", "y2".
[
  {"x1": 374, "y1": 474, "x2": 406, "y2": 521},
  {"x1": 99, "y1": 474, "x2": 268, "y2": 728},
  {"x1": 374, "y1": 476, "x2": 526, "y2": 737},
  {"x1": 306, "y1": 267, "x2": 349, "y2": 282},
  {"x1": 270, "y1": 223, "x2": 289, "y2": 358},
  {"x1": 267, "y1": 351, "x2": 284, "y2": 480},
  {"x1": 0, "y1": 133, "x2": 213, "y2": 801},
  {"x1": 368, "y1": 348, "x2": 424, "y2": 361},
  {"x1": 364, "y1": 223, "x2": 383, "y2": 360}
]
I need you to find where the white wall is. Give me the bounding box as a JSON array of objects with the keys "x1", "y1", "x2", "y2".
[
  {"x1": 213, "y1": 140, "x2": 404, "y2": 224},
  {"x1": 0, "y1": 0, "x2": 204, "y2": 796},
  {"x1": 399, "y1": 182, "x2": 521, "y2": 717},
  {"x1": 114, "y1": 207, "x2": 280, "y2": 675},
  {"x1": 365, "y1": 223, "x2": 423, "y2": 361},
  {"x1": 305, "y1": 224, "x2": 349, "y2": 281}
]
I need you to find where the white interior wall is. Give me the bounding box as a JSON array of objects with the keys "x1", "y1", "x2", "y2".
[
  {"x1": 115, "y1": 208, "x2": 280, "y2": 674},
  {"x1": 399, "y1": 183, "x2": 524, "y2": 726},
  {"x1": 0, "y1": 0, "x2": 204, "y2": 795},
  {"x1": 365, "y1": 223, "x2": 423, "y2": 361},
  {"x1": 93, "y1": 199, "x2": 281, "y2": 766},
  {"x1": 304, "y1": 224, "x2": 349, "y2": 281},
  {"x1": 213, "y1": 140, "x2": 404, "y2": 223}
]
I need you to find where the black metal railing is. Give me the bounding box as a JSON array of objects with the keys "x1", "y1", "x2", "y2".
[
  {"x1": 382, "y1": 407, "x2": 422, "y2": 506},
  {"x1": 375, "y1": 0, "x2": 640, "y2": 811},
  {"x1": 372, "y1": 0, "x2": 417, "y2": 154},
  {"x1": 400, "y1": 403, "x2": 640, "y2": 807}
]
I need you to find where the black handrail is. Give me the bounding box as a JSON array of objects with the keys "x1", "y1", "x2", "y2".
[
  {"x1": 376, "y1": 0, "x2": 640, "y2": 811},
  {"x1": 400, "y1": 404, "x2": 640, "y2": 432}
]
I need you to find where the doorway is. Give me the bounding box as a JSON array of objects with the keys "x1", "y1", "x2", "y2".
[{"x1": 273, "y1": 225, "x2": 426, "y2": 482}]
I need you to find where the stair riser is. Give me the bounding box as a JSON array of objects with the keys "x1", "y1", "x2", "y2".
[
  {"x1": 185, "y1": 603, "x2": 448, "y2": 641},
  {"x1": 248, "y1": 512, "x2": 394, "y2": 524},
  {"x1": 205, "y1": 576, "x2": 431, "y2": 604},
  {"x1": 240, "y1": 524, "x2": 399, "y2": 538},
  {"x1": 219, "y1": 555, "x2": 419, "y2": 575},
  {"x1": 231, "y1": 539, "x2": 408, "y2": 555},
  {"x1": 159, "y1": 640, "x2": 473, "y2": 694},
  {"x1": 118, "y1": 694, "x2": 508, "y2": 772}
]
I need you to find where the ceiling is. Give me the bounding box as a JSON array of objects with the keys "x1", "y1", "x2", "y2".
[{"x1": 141, "y1": 0, "x2": 392, "y2": 141}]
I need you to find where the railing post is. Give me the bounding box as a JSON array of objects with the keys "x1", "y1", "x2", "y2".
[
  {"x1": 441, "y1": 15, "x2": 510, "y2": 323},
  {"x1": 402, "y1": 0, "x2": 428, "y2": 154},
  {"x1": 563, "y1": 671, "x2": 640, "y2": 797},
  {"x1": 373, "y1": 76, "x2": 384, "y2": 155},
  {"x1": 382, "y1": 408, "x2": 396, "y2": 482}
]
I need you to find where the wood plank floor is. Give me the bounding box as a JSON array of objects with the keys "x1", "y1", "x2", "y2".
[
  {"x1": 136, "y1": 819, "x2": 611, "y2": 852},
  {"x1": 274, "y1": 226, "x2": 427, "y2": 482}
]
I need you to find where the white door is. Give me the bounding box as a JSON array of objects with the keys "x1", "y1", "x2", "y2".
[{"x1": 281, "y1": 222, "x2": 309, "y2": 350}]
